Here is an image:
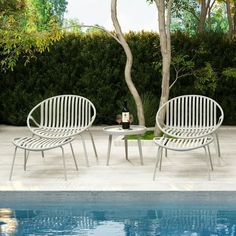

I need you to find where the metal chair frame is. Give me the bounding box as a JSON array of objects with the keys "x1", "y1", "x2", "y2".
[
  {"x1": 10, "y1": 137, "x2": 77, "y2": 181},
  {"x1": 156, "y1": 95, "x2": 224, "y2": 157},
  {"x1": 153, "y1": 136, "x2": 214, "y2": 180},
  {"x1": 27, "y1": 95, "x2": 98, "y2": 166},
  {"x1": 153, "y1": 95, "x2": 224, "y2": 180}
]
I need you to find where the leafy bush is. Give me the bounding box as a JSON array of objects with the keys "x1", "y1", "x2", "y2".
[
  {"x1": 194, "y1": 62, "x2": 217, "y2": 96},
  {"x1": 0, "y1": 31, "x2": 236, "y2": 125},
  {"x1": 127, "y1": 92, "x2": 159, "y2": 127}
]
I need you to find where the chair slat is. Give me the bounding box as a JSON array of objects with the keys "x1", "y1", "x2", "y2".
[
  {"x1": 199, "y1": 97, "x2": 203, "y2": 128},
  {"x1": 169, "y1": 100, "x2": 173, "y2": 127},
  {"x1": 189, "y1": 96, "x2": 192, "y2": 127},
  {"x1": 210, "y1": 100, "x2": 213, "y2": 126},
  {"x1": 74, "y1": 97, "x2": 78, "y2": 128},
  {"x1": 63, "y1": 96, "x2": 68, "y2": 128},
  {"x1": 71, "y1": 96, "x2": 75, "y2": 128},
  {"x1": 177, "y1": 97, "x2": 180, "y2": 127},
  {"x1": 184, "y1": 97, "x2": 187, "y2": 128},
  {"x1": 56, "y1": 97, "x2": 60, "y2": 128},
  {"x1": 196, "y1": 96, "x2": 199, "y2": 127},
  {"x1": 81, "y1": 99, "x2": 85, "y2": 127},
  {"x1": 78, "y1": 98, "x2": 81, "y2": 127},
  {"x1": 45, "y1": 100, "x2": 48, "y2": 127},
  {"x1": 85, "y1": 100, "x2": 88, "y2": 126},
  {"x1": 214, "y1": 102, "x2": 216, "y2": 126},
  {"x1": 48, "y1": 99, "x2": 52, "y2": 127},
  {"x1": 68, "y1": 96, "x2": 71, "y2": 128},
  {"x1": 52, "y1": 97, "x2": 56, "y2": 127},
  {"x1": 166, "y1": 103, "x2": 169, "y2": 127}
]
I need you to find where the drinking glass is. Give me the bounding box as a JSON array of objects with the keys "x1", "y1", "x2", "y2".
[
  {"x1": 115, "y1": 114, "x2": 122, "y2": 125},
  {"x1": 129, "y1": 114, "x2": 133, "y2": 124}
]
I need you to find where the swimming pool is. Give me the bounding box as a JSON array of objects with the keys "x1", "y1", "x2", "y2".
[{"x1": 0, "y1": 191, "x2": 235, "y2": 235}]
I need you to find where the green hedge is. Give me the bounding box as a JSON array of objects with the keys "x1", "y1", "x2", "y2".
[{"x1": 0, "y1": 31, "x2": 235, "y2": 126}]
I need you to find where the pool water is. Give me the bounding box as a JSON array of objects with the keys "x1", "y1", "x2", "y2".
[{"x1": 0, "y1": 203, "x2": 236, "y2": 236}]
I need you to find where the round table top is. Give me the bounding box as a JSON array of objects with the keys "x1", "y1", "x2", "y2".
[{"x1": 103, "y1": 125, "x2": 147, "y2": 135}]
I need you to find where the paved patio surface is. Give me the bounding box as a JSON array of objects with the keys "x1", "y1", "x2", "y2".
[{"x1": 0, "y1": 125, "x2": 235, "y2": 191}]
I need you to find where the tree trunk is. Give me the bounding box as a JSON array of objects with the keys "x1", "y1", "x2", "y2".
[
  {"x1": 207, "y1": 0, "x2": 215, "y2": 31},
  {"x1": 111, "y1": 0, "x2": 145, "y2": 126},
  {"x1": 198, "y1": 0, "x2": 209, "y2": 33},
  {"x1": 154, "y1": 0, "x2": 172, "y2": 136},
  {"x1": 198, "y1": 0, "x2": 213, "y2": 33},
  {"x1": 198, "y1": 1, "x2": 206, "y2": 33},
  {"x1": 226, "y1": 0, "x2": 233, "y2": 39},
  {"x1": 233, "y1": 1, "x2": 236, "y2": 35},
  {"x1": 208, "y1": 8, "x2": 211, "y2": 31}
]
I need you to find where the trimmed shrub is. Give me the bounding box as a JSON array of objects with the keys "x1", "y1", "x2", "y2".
[{"x1": 0, "y1": 31, "x2": 235, "y2": 126}]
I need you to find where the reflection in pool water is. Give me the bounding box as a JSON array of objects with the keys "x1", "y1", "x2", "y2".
[
  {"x1": 0, "y1": 205, "x2": 235, "y2": 235},
  {"x1": 0, "y1": 208, "x2": 18, "y2": 235}
]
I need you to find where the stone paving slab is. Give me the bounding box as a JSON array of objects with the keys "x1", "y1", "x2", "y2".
[{"x1": 0, "y1": 125, "x2": 236, "y2": 191}]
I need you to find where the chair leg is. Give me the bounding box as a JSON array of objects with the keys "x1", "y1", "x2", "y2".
[
  {"x1": 60, "y1": 147, "x2": 67, "y2": 181},
  {"x1": 87, "y1": 129, "x2": 98, "y2": 161},
  {"x1": 207, "y1": 145, "x2": 213, "y2": 171},
  {"x1": 106, "y1": 135, "x2": 112, "y2": 166},
  {"x1": 165, "y1": 148, "x2": 167, "y2": 158},
  {"x1": 70, "y1": 143, "x2": 78, "y2": 170},
  {"x1": 26, "y1": 151, "x2": 30, "y2": 164},
  {"x1": 159, "y1": 147, "x2": 163, "y2": 171},
  {"x1": 124, "y1": 136, "x2": 128, "y2": 160},
  {"x1": 213, "y1": 132, "x2": 221, "y2": 158},
  {"x1": 153, "y1": 147, "x2": 162, "y2": 181},
  {"x1": 204, "y1": 146, "x2": 213, "y2": 171},
  {"x1": 203, "y1": 146, "x2": 211, "y2": 181},
  {"x1": 37, "y1": 136, "x2": 45, "y2": 158},
  {"x1": 137, "y1": 136, "x2": 144, "y2": 165},
  {"x1": 9, "y1": 147, "x2": 18, "y2": 181},
  {"x1": 80, "y1": 135, "x2": 89, "y2": 167},
  {"x1": 24, "y1": 150, "x2": 27, "y2": 171}
]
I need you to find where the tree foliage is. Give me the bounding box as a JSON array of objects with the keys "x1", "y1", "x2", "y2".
[
  {"x1": 170, "y1": 0, "x2": 229, "y2": 34},
  {"x1": 223, "y1": 67, "x2": 236, "y2": 79},
  {"x1": 194, "y1": 62, "x2": 217, "y2": 96},
  {"x1": 0, "y1": 32, "x2": 235, "y2": 125},
  {"x1": 0, "y1": 0, "x2": 67, "y2": 72},
  {"x1": 29, "y1": 0, "x2": 67, "y2": 30}
]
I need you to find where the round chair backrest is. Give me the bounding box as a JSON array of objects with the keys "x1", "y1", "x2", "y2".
[
  {"x1": 156, "y1": 95, "x2": 224, "y2": 138},
  {"x1": 27, "y1": 95, "x2": 96, "y2": 131}
]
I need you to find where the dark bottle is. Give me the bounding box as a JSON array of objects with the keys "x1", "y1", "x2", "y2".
[{"x1": 122, "y1": 100, "x2": 130, "y2": 129}]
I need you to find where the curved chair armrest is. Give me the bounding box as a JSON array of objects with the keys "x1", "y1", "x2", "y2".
[
  {"x1": 212, "y1": 115, "x2": 224, "y2": 133},
  {"x1": 218, "y1": 115, "x2": 224, "y2": 125},
  {"x1": 27, "y1": 115, "x2": 40, "y2": 128},
  {"x1": 155, "y1": 106, "x2": 168, "y2": 136}
]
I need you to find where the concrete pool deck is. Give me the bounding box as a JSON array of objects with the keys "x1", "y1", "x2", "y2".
[{"x1": 0, "y1": 125, "x2": 236, "y2": 191}]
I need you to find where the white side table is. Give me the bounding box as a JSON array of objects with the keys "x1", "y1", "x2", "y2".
[{"x1": 103, "y1": 125, "x2": 147, "y2": 165}]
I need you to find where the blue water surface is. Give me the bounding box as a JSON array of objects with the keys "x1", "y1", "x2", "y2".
[{"x1": 0, "y1": 201, "x2": 236, "y2": 236}]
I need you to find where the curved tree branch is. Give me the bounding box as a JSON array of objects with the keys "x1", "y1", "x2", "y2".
[
  {"x1": 111, "y1": 0, "x2": 145, "y2": 126},
  {"x1": 63, "y1": 24, "x2": 122, "y2": 45},
  {"x1": 169, "y1": 72, "x2": 192, "y2": 90}
]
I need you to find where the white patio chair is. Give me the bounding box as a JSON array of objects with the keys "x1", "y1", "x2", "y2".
[
  {"x1": 153, "y1": 95, "x2": 224, "y2": 180},
  {"x1": 156, "y1": 95, "x2": 224, "y2": 157},
  {"x1": 153, "y1": 135, "x2": 214, "y2": 180},
  {"x1": 10, "y1": 136, "x2": 77, "y2": 181},
  {"x1": 26, "y1": 95, "x2": 98, "y2": 166}
]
